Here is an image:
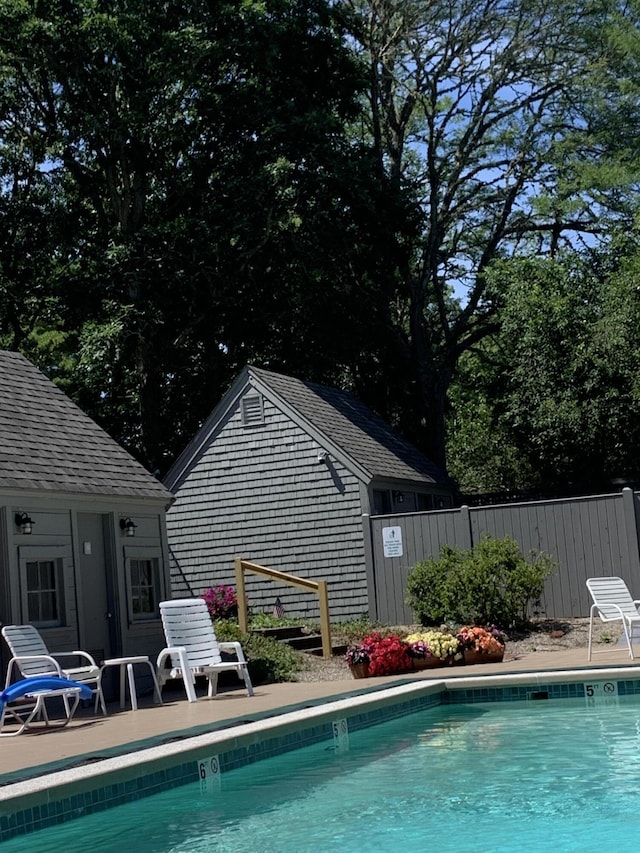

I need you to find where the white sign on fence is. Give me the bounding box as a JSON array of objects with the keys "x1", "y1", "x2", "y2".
[{"x1": 382, "y1": 526, "x2": 403, "y2": 557}]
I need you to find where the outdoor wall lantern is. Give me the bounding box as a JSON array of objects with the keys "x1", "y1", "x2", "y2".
[
  {"x1": 119, "y1": 516, "x2": 137, "y2": 537},
  {"x1": 14, "y1": 512, "x2": 34, "y2": 534},
  {"x1": 393, "y1": 491, "x2": 405, "y2": 504}
]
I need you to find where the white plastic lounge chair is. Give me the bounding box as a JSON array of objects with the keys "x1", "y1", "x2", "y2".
[
  {"x1": 156, "y1": 598, "x2": 254, "y2": 702},
  {"x1": 0, "y1": 676, "x2": 92, "y2": 736},
  {"x1": 586, "y1": 576, "x2": 640, "y2": 660},
  {"x1": 1, "y1": 624, "x2": 106, "y2": 714}
]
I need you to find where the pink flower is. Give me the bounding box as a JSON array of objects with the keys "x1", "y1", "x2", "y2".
[{"x1": 203, "y1": 585, "x2": 238, "y2": 620}]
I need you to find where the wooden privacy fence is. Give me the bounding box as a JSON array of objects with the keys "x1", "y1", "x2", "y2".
[
  {"x1": 234, "y1": 557, "x2": 333, "y2": 658},
  {"x1": 363, "y1": 488, "x2": 640, "y2": 625}
]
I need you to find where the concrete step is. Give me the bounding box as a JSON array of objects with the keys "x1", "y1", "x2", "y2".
[
  {"x1": 284, "y1": 633, "x2": 328, "y2": 652},
  {"x1": 250, "y1": 626, "x2": 347, "y2": 657},
  {"x1": 251, "y1": 625, "x2": 306, "y2": 641}
]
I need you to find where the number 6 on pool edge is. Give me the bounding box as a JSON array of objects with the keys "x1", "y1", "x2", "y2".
[{"x1": 197, "y1": 755, "x2": 221, "y2": 792}]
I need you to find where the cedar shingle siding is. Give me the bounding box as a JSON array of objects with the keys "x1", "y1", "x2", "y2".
[{"x1": 166, "y1": 367, "x2": 453, "y2": 621}]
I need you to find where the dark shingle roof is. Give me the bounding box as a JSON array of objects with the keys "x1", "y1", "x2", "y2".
[
  {"x1": 0, "y1": 350, "x2": 171, "y2": 500},
  {"x1": 249, "y1": 366, "x2": 451, "y2": 485}
]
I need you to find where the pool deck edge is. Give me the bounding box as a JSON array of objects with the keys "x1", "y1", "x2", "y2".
[{"x1": 1, "y1": 658, "x2": 639, "y2": 815}]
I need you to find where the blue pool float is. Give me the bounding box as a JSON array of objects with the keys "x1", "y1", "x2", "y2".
[{"x1": 0, "y1": 677, "x2": 93, "y2": 711}]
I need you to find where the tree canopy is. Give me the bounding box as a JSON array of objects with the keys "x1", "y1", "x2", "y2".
[
  {"x1": 2, "y1": 0, "x2": 640, "y2": 490},
  {"x1": 0, "y1": 0, "x2": 384, "y2": 470},
  {"x1": 448, "y1": 242, "x2": 640, "y2": 493},
  {"x1": 342, "y1": 0, "x2": 623, "y2": 468}
]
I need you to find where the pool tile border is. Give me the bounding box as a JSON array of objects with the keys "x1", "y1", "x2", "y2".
[{"x1": 3, "y1": 667, "x2": 640, "y2": 843}]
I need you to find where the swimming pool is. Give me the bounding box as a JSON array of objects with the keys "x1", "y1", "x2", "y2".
[{"x1": 4, "y1": 679, "x2": 640, "y2": 852}]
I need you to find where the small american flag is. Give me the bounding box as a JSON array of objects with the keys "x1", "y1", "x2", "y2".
[{"x1": 273, "y1": 597, "x2": 285, "y2": 617}]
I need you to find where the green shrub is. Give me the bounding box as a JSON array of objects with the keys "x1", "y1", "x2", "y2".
[
  {"x1": 332, "y1": 615, "x2": 382, "y2": 645},
  {"x1": 405, "y1": 544, "x2": 466, "y2": 626},
  {"x1": 214, "y1": 618, "x2": 302, "y2": 684},
  {"x1": 247, "y1": 612, "x2": 303, "y2": 630},
  {"x1": 406, "y1": 535, "x2": 556, "y2": 629},
  {"x1": 242, "y1": 633, "x2": 302, "y2": 684},
  {"x1": 213, "y1": 618, "x2": 242, "y2": 642}
]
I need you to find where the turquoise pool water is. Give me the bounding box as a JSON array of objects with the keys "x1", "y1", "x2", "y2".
[{"x1": 6, "y1": 696, "x2": 640, "y2": 852}]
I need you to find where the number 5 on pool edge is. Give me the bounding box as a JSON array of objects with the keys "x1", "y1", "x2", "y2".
[
  {"x1": 584, "y1": 681, "x2": 619, "y2": 705},
  {"x1": 198, "y1": 755, "x2": 221, "y2": 793}
]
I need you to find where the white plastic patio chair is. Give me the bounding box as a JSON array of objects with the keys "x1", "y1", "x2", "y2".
[
  {"x1": 1, "y1": 624, "x2": 106, "y2": 714},
  {"x1": 156, "y1": 598, "x2": 254, "y2": 702},
  {"x1": 586, "y1": 576, "x2": 640, "y2": 660}
]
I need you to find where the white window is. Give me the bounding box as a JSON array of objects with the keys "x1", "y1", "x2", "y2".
[
  {"x1": 19, "y1": 546, "x2": 70, "y2": 628},
  {"x1": 26, "y1": 558, "x2": 62, "y2": 625},
  {"x1": 130, "y1": 557, "x2": 158, "y2": 616},
  {"x1": 124, "y1": 547, "x2": 163, "y2": 622}
]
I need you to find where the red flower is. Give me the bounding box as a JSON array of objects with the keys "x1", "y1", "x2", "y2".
[{"x1": 363, "y1": 632, "x2": 412, "y2": 676}]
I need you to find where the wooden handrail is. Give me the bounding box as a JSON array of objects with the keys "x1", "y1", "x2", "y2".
[{"x1": 234, "y1": 557, "x2": 333, "y2": 659}]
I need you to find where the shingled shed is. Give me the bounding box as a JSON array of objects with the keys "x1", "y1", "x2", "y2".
[
  {"x1": 165, "y1": 365, "x2": 453, "y2": 621},
  {"x1": 0, "y1": 350, "x2": 173, "y2": 673}
]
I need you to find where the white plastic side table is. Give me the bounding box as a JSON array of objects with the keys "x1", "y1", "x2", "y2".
[{"x1": 101, "y1": 656, "x2": 163, "y2": 711}]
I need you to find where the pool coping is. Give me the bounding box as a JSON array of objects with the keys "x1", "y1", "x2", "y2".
[{"x1": 1, "y1": 663, "x2": 639, "y2": 841}]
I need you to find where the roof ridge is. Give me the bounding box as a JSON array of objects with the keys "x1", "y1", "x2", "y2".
[{"x1": 248, "y1": 365, "x2": 451, "y2": 485}]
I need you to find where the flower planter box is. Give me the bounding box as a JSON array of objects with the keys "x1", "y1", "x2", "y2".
[
  {"x1": 463, "y1": 648, "x2": 505, "y2": 665},
  {"x1": 411, "y1": 656, "x2": 443, "y2": 670},
  {"x1": 349, "y1": 662, "x2": 370, "y2": 679}
]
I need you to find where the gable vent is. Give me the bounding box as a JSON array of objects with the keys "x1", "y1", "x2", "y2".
[{"x1": 241, "y1": 394, "x2": 265, "y2": 427}]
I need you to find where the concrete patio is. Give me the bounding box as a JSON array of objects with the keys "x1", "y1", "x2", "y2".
[{"x1": 2, "y1": 644, "x2": 638, "y2": 785}]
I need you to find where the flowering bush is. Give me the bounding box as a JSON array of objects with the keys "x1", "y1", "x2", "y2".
[
  {"x1": 487, "y1": 625, "x2": 508, "y2": 645},
  {"x1": 363, "y1": 632, "x2": 412, "y2": 676},
  {"x1": 345, "y1": 642, "x2": 372, "y2": 665},
  {"x1": 405, "y1": 639, "x2": 432, "y2": 659},
  {"x1": 345, "y1": 626, "x2": 507, "y2": 676},
  {"x1": 405, "y1": 630, "x2": 460, "y2": 660},
  {"x1": 457, "y1": 625, "x2": 506, "y2": 655},
  {"x1": 203, "y1": 584, "x2": 238, "y2": 620}
]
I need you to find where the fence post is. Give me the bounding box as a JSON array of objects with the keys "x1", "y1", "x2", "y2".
[
  {"x1": 621, "y1": 488, "x2": 640, "y2": 578},
  {"x1": 460, "y1": 504, "x2": 473, "y2": 549},
  {"x1": 361, "y1": 513, "x2": 378, "y2": 621},
  {"x1": 317, "y1": 580, "x2": 332, "y2": 659},
  {"x1": 234, "y1": 556, "x2": 249, "y2": 634}
]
